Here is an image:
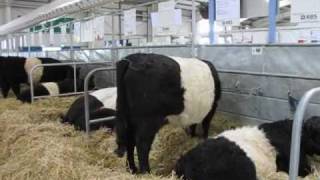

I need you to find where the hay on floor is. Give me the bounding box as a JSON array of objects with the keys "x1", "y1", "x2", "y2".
[{"x1": 0, "y1": 97, "x2": 319, "y2": 180}]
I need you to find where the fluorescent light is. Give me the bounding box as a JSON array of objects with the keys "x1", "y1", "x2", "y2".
[{"x1": 42, "y1": 46, "x2": 62, "y2": 51}]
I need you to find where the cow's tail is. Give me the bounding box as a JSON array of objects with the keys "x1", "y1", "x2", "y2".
[
  {"x1": 114, "y1": 59, "x2": 130, "y2": 157},
  {"x1": 200, "y1": 60, "x2": 222, "y2": 138}
]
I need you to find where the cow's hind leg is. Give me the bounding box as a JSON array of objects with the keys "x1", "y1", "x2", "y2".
[
  {"x1": 135, "y1": 116, "x2": 164, "y2": 173},
  {"x1": 127, "y1": 133, "x2": 137, "y2": 173},
  {"x1": 201, "y1": 103, "x2": 218, "y2": 139}
]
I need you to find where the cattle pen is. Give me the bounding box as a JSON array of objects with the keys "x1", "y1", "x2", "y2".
[{"x1": 0, "y1": 0, "x2": 320, "y2": 180}]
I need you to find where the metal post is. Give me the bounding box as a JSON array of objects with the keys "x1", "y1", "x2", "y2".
[
  {"x1": 5, "y1": 0, "x2": 12, "y2": 24},
  {"x1": 84, "y1": 67, "x2": 116, "y2": 135},
  {"x1": 289, "y1": 87, "x2": 320, "y2": 180},
  {"x1": 118, "y1": 2, "x2": 122, "y2": 41},
  {"x1": 73, "y1": 63, "x2": 77, "y2": 93},
  {"x1": 268, "y1": 0, "x2": 278, "y2": 43},
  {"x1": 6, "y1": 38, "x2": 9, "y2": 56},
  {"x1": 209, "y1": 0, "x2": 216, "y2": 44},
  {"x1": 28, "y1": 32, "x2": 31, "y2": 57},
  {"x1": 29, "y1": 68, "x2": 35, "y2": 103},
  {"x1": 70, "y1": 22, "x2": 75, "y2": 60},
  {"x1": 191, "y1": 0, "x2": 196, "y2": 57}
]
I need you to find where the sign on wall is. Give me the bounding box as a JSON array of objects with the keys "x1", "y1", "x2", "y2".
[
  {"x1": 93, "y1": 16, "x2": 105, "y2": 40},
  {"x1": 152, "y1": 0, "x2": 182, "y2": 36},
  {"x1": 124, "y1": 9, "x2": 137, "y2": 36},
  {"x1": 81, "y1": 20, "x2": 94, "y2": 42},
  {"x1": 216, "y1": 0, "x2": 240, "y2": 26},
  {"x1": 158, "y1": 0, "x2": 175, "y2": 11},
  {"x1": 73, "y1": 22, "x2": 81, "y2": 42},
  {"x1": 241, "y1": 0, "x2": 268, "y2": 18},
  {"x1": 291, "y1": 0, "x2": 320, "y2": 23}
]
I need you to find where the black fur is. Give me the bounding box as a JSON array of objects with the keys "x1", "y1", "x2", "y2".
[
  {"x1": 0, "y1": 56, "x2": 73, "y2": 98},
  {"x1": 176, "y1": 117, "x2": 320, "y2": 180},
  {"x1": 175, "y1": 137, "x2": 257, "y2": 180},
  {"x1": 62, "y1": 94, "x2": 115, "y2": 131},
  {"x1": 260, "y1": 116, "x2": 320, "y2": 177},
  {"x1": 115, "y1": 53, "x2": 221, "y2": 173},
  {"x1": 198, "y1": 2, "x2": 208, "y2": 19}
]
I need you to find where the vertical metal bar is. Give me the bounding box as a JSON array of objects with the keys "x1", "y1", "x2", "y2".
[
  {"x1": 147, "y1": 5, "x2": 151, "y2": 42},
  {"x1": 191, "y1": 0, "x2": 196, "y2": 58},
  {"x1": 29, "y1": 66, "x2": 36, "y2": 103},
  {"x1": 289, "y1": 87, "x2": 320, "y2": 180},
  {"x1": 70, "y1": 22, "x2": 75, "y2": 60},
  {"x1": 84, "y1": 67, "x2": 114, "y2": 135},
  {"x1": 73, "y1": 63, "x2": 77, "y2": 93},
  {"x1": 28, "y1": 32, "x2": 31, "y2": 57},
  {"x1": 118, "y1": 2, "x2": 122, "y2": 41},
  {"x1": 268, "y1": 0, "x2": 278, "y2": 43},
  {"x1": 84, "y1": 74, "x2": 91, "y2": 135},
  {"x1": 112, "y1": 14, "x2": 116, "y2": 48},
  {"x1": 7, "y1": 38, "x2": 9, "y2": 55},
  {"x1": 209, "y1": 0, "x2": 216, "y2": 44}
]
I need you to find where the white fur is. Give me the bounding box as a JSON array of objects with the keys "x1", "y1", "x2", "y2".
[
  {"x1": 24, "y1": 58, "x2": 43, "y2": 84},
  {"x1": 42, "y1": 82, "x2": 60, "y2": 96},
  {"x1": 90, "y1": 87, "x2": 117, "y2": 110},
  {"x1": 217, "y1": 127, "x2": 278, "y2": 178},
  {"x1": 167, "y1": 57, "x2": 215, "y2": 127}
]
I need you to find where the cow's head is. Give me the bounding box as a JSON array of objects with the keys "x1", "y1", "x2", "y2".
[
  {"x1": 198, "y1": 2, "x2": 208, "y2": 19},
  {"x1": 303, "y1": 116, "x2": 320, "y2": 155}
]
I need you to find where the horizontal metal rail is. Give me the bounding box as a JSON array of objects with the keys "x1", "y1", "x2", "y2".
[
  {"x1": 90, "y1": 116, "x2": 116, "y2": 124},
  {"x1": 29, "y1": 61, "x2": 113, "y2": 103},
  {"x1": 84, "y1": 67, "x2": 116, "y2": 135},
  {"x1": 289, "y1": 87, "x2": 320, "y2": 180},
  {"x1": 218, "y1": 69, "x2": 320, "y2": 81}
]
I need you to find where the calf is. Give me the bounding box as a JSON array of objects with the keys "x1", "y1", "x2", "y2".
[
  {"x1": 0, "y1": 56, "x2": 73, "y2": 98},
  {"x1": 61, "y1": 87, "x2": 117, "y2": 131},
  {"x1": 175, "y1": 117, "x2": 320, "y2": 180},
  {"x1": 115, "y1": 53, "x2": 221, "y2": 173}
]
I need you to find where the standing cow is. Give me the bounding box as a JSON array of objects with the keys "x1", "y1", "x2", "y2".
[
  {"x1": 114, "y1": 53, "x2": 221, "y2": 173},
  {"x1": 0, "y1": 56, "x2": 73, "y2": 98}
]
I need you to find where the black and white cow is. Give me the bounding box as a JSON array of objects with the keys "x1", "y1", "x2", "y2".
[
  {"x1": 0, "y1": 56, "x2": 73, "y2": 98},
  {"x1": 61, "y1": 87, "x2": 117, "y2": 131},
  {"x1": 17, "y1": 78, "x2": 88, "y2": 103},
  {"x1": 175, "y1": 117, "x2": 320, "y2": 180},
  {"x1": 115, "y1": 53, "x2": 221, "y2": 173}
]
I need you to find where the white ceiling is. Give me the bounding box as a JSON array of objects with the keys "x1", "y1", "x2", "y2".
[{"x1": 0, "y1": 0, "x2": 52, "y2": 9}]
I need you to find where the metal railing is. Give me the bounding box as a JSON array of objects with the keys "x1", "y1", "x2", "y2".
[
  {"x1": 84, "y1": 67, "x2": 116, "y2": 135},
  {"x1": 289, "y1": 87, "x2": 320, "y2": 180},
  {"x1": 28, "y1": 61, "x2": 113, "y2": 103}
]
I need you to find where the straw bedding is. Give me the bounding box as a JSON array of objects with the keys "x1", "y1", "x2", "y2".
[{"x1": 0, "y1": 97, "x2": 319, "y2": 180}]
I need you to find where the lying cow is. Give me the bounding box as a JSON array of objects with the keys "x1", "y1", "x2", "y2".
[
  {"x1": 175, "y1": 116, "x2": 320, "y2": 180},
  {"x1": 115, "y1": 53, "x2": 221, "y2": 173},
  {"x1": 61, "y1": 87, "x2": 117, "y2": 131},
  {"x1": 0, "y1": 56, "x2": 73, "y2": 98},
  {"x1": 17, "y1": 78, "x2": 91, "y2": 103}
]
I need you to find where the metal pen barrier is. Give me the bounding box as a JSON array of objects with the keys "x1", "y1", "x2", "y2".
[
  {"x1": 84, "y1": 67, "x2": 116, "y2": 135},
  {"x1": 289, "y1": 87, "x2": 320, "y2": 180},
  {"x1": 29, "y1": 61, "x2": 113, "y2": 103}
]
